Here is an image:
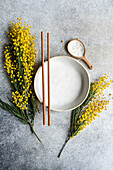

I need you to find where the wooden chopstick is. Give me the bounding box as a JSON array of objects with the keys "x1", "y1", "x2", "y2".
[
  {"x1": 41, "y1": 32, "x2": 46, "y2": 125},
  {"x1": 47, "y1": 33, "x2": 51, "y2": 126}
]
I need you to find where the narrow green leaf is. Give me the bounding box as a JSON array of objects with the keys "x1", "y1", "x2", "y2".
[{"x1": 0, "y1": 98, "x2": 27, "y2": 121}]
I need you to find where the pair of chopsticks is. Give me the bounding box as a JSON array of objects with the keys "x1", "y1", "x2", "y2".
[{"x1": 41, "y1": 32, "x2": 50, "y2": 126}]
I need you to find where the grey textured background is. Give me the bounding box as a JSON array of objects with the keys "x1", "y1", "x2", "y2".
[{"x1": 0, "y1": 0, "x2": 113, "y2": 170}]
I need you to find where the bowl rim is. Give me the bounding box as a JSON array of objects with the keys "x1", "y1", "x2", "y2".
[{"x1": 34, "y1": 56, "x2": 90, "y2": 112}]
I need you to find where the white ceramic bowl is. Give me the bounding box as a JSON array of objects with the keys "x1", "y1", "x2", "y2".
[{"x1": 34, "y1": 56, "x2": 90, "y2": 112}]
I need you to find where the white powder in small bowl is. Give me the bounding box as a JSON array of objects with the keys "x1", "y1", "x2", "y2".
[{"x1": 68, "y1": 40, "x2": 84, "y2": 57}]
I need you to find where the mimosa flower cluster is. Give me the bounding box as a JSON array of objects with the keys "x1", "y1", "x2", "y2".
[
  {"x1": 4, "y1": 18, "x2": 37, "y2": 110},
  {"x1": 0, "y1": 18, "x2": 41, "y2": 142},
  {"x1": 71, "y1": 75, "x2": 112, "y2": 137}
]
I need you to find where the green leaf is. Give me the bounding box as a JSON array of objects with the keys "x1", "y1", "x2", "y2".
[
  {"x1": 0, "y1": 98, "x2": 27, "y2": 122},
  {"x1": 70, "y1": 106, "x2": 81, "y2": 136},
  {"x1": 21, "y1": 119, "x2": 29, "y2": 124},
  {"x1": 28, "y1": 94, "x2": 36, "y2": 120}
]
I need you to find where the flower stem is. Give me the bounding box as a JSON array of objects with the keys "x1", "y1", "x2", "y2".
[
  {"x1": 29, "y1": 123, "x2": 42, "y2": 143},
  {"x1": 58, "y1": 137, "x2": 70, "y2": 158}
]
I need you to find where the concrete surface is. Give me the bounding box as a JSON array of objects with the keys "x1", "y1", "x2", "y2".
[{"x1": 0, "y1": 0, "x2": 113, "y2": 170}]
